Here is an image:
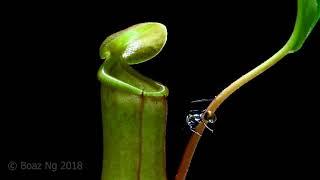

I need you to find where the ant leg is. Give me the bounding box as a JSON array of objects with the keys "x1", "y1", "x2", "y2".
[
  {"x1": 190, "y1": 128, "x2": 202, "y2": 136},
  {"x1": 203, "y1": 121, "x2": 214, "y2": 133}
]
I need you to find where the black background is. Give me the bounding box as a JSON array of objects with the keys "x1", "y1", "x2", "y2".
[{"x1": 3, "y1": 0, "x2": 320, "y2": 179}]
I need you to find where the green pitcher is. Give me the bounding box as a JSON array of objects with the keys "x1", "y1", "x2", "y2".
[{"x1": 97, "y1": 22, "x2": 169, "y2": 180}]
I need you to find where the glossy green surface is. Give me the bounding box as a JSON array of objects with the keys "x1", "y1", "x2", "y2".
[
  {"x1": 98, "y1": 22, "x2": 168, "y2": 180},
  {"x1": 286, "y1": 0, "x2": 320, "y2": 52},
  {"x1": 100, "y1": 22, "x2": 167, "y2": 65}
]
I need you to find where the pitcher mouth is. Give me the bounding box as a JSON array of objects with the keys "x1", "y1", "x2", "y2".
[
  {"x1": 98, "y1": 60, "x2": 168, "y2": 97},
  {"x1": 98, "y1": 22, "x2": 168, "y2": 97}
]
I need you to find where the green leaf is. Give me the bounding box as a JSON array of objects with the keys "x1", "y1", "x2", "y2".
[
  {"x1": 100, "y1": 22, "x2": 167, "y2": 64},
  {"x1": 286, "y1": 0, "x2": 320, "y2": 52}
]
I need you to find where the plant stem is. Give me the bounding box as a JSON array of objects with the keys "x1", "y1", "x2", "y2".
[
  {"x1": 176, "y1": 43, "x2": 291, "y2": 180},
  {"x1": 207, "y1": 44, "x2": 290, "y2": 113},
  {"x1": 175, "y1": 123, "x2": 205, "y2": 180}
]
